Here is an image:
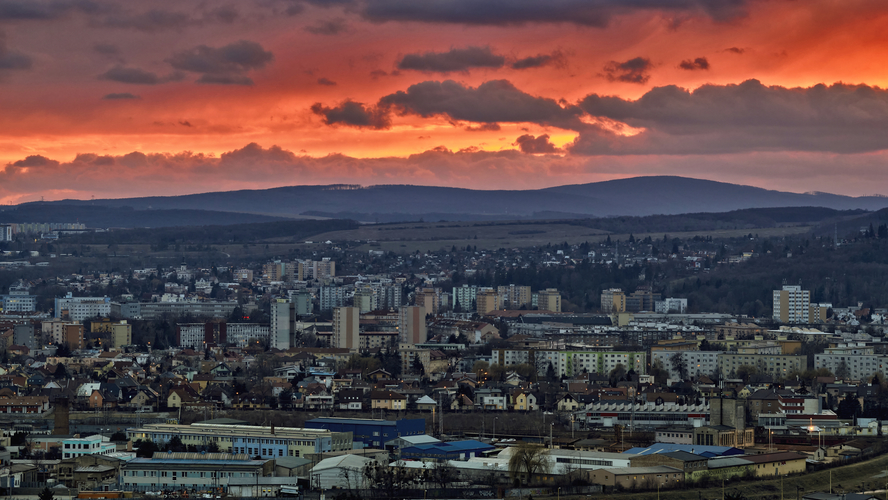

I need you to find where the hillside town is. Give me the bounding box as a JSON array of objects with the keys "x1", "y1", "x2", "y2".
[{"x1": 0, "y1": 237, "x2": 887, "y2": 500}]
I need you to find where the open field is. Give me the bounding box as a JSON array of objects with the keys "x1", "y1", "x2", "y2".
[{"x1": 306, "y1": 220, "x2": 814, "y2": 254}]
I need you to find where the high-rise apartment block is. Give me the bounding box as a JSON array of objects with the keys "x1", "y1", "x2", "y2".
[
  {"x1": 399, "y1": 305, "x2": 427, "y2": 345},
  {"x1": 600, "y1": 288, "x2": 626, "y2": 313},
  {"x1": 772, "y1": 285, "x2": 810, "y2": 324},
  {"x1": 332, "y1": 306, "x2": 360, "y2": 349},
  {"x1": 537, "y1": 288, "x2": 562, "y2": 313},
  {"x1": 497, "y1": 285, "x2": 532, "y2": 309},
  {"x1": 475, "y1": 289, "x2": 500, "y2": 315}
]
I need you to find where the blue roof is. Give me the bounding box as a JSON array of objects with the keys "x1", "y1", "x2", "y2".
[
  {"x1": 624, "y1": 443, "x2": 744, "y2": 458},
  {"x1": 400, "y1": 440, "x2": 493, "y2": 457}
]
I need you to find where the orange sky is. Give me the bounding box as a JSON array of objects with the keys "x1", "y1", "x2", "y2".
[{"x1": 2, "y1": 0, "x2": 888, "y2": 203}]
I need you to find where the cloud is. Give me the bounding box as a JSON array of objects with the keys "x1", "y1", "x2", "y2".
[
  {"x1": 370, "y1": 69, "x2": 389, "y2": 79},
  {"x1": 0, "y1": 0, "x2": 99, "y2": 21},
  {"x1": 102, "y1": 9, "x2": 193, "y2": 32},
  {"x1": 304, "y1": 18, "x2": 348, "y2": 35},
  {"x1": 679, "y1": 57, "x2": 709, "y2": 70},
  {"x1": 0, "y1": 31, "x2": 32, "y2": 71},
  {"x1": 206, "y1": 5, "x2": 238, "y2": 23},
  {"x1": 573, "y1": 79, "x2": 888, "y2": 155},
  {"x1": 511, "y1": 50, "x2": 564, "y2": 70},
  {"x1": 310, "y1": 99, "x2": 391, "y2": 129},
  {"x1": 102, "y1": 92, "x2": 140, "y2": 99},
  {"x1": 98, "y1": 66, "x2": 162, "y2": 85},
  {"x1": 167, "y1": 40, "x2": 273, "y2": 75},
  {"x1": 196, "y1": 74, "x2": 254, "y2": 85},
  {"x1": 317, "y1": 77, "x2": 337, "y2": 86},
  {"x1": 358, "y1": 0, "x2": 752, "y2": 27},
  {"x1": 601, "y1": 57, "x2": 652, "y2": 84},
  {"x1": 465, "y1": 123, "x2": 501, "y2": 132},
  {"x1": 724, "y1": 47, "x2": 746, "y2": 54},
  {"x1": 93, "y1": 42, "x2": 120, "y2": 57},
  {"x1": 514, "y1": 134, "x2": 560, "y2": 154},
  {"x1": 379, "y1": 79, "x2": 584, "y2": 129},
  {"x1": 397, "y1": 46, "x2": 505, "y2": 73},
  {"x1": 11, "y1": 155, "x2": 58, "y2": 167},
  {"x1": 166, "y1": 40, "x2": 273, "y2": 85}
]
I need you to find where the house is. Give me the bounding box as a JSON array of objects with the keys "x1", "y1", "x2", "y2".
[
  {"x1": 337, "y1": 389, "x2": 365, "y2": 411},
  {"x1": 556, "y1": 393, "x2": 580, "y2": 412},
  {"x1": 415, "y1": 395, "x2": 437, "y2": 411},
  {"x1": 512, "y1": 391, "x2": 537, "y2": 411},
  {"x1": 451, "y1": 394, "x2": 474, "y2": 411},
  {"x1": 590, "y1": 466, "x2": 684, "y2": 489},
  {"x1": 369, "y1": 390, "x2": 407, "y2": 410}
]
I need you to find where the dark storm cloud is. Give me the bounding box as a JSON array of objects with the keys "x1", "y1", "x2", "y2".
[
  {"x1": 572, "y1": 79, "x2": 888, "y2": 155},
  {"x1": 0, "y1": 0, "x2": 100, "y2": 21},
  {"x1": 310, "y1": 100, "x2": 391, "y2": 129},
  {"x1": 358, "y1": 0, "x2": 751, "y2": 27},
  {"x1": 510, "y1": 51, "x2": 564, "y2": 70},
  {"x1": 196, "y1": 74, "x2": 254, "y2": 85},
  {"x1": 102, "y1": 9, "x2": 193, "y2": 32},
  {"x1": 515, "y1": 134, "x2": 560, "y2": 154},
  {"x1": 0, "y1": 31, "x2": 31, "y2": 71},
  {"x1": 397, "y1": 46, "x2": 505, "y2": 73},
  {"x1": 11, "y1": 155, "x2": 59, "y2": 167},
  {"x1": 679, "y1": 57, "x2": 709, "y2": 70},
  {"x1": 166, "y1": 40, "x2": 272, "y2": 85},
  {"x1": 93, "y1": 42, "x2": 119, "y2": 57},
  {"x1": 601, "y1": 57, "x2": 652, "y2": 84},
  {"x1": 724, "y1": 47, "x2": 746, "y2": 54},
  {"x1": 465, "y1": 123, "x2": 501, "y2": 132},
  {"x1": 317, "y1": 77, "x2": 337, "y2": 86},
  {"x1": 98, "y1": 65, "x2": 161, "y2": 84},
  {"x1": 304, "y1": 18, "x2": 348, "y2": 35},
  {"x1": 379, "y1": 79, "x2": 584, "y2": 128},
  {"x1": 102, "y1": 92, "x2": 139, "y2": 99}
]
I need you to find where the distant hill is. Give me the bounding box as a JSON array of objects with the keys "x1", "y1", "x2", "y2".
[
  {"x1": 12, "y1": 176, "x2": 888, "y2": 224},
  {"x1": 0, "y1": 204, "x2": 286, "y2": 228}
]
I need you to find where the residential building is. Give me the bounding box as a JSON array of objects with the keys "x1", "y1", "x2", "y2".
[
  {"x1": 415, "y1": 289, "x2": 439, "y2": 315},
  {"x1": 332, "y1": 307, "x2": 360, "y2": 350},
  {"x1": 537, "y1": 288, "x2": 562, "y2": 313},
  {"x1": 717, "y1": 353, "x2": 806, "y2": 379},
  {"x1": 497, "y1": 285, "x2": 532, "y2": 309},
  {"x1": 54, "y1": 293, "x2": 111, "y2": 321},
  {"x1": 476, "y1": 289, "x2": 500, "y2": 315},
  {"x1": 0, "y1": 225, "x2": 11, "y2": 242},
  {"x1": 0, "y1": 284, "x2": 37, "y2": 313},
  {"x1": 772, "y1": 285, "x2": 810, "y2": 324},
  {"x1": 452, "y1": 285, "x2": 478, "y2": 312},
  {"x1": 651, "y1": 350, "x2": 719, "y2": 380},
  {"x1": 137, "y1": 300, "x2": 238, "y2": 320},
  {"x1": 61, "y1": 435, "x2": 116, "y2": 459},
  {"x1": 601, "y1": 288, "x2": 626, "y2": 314},
  {"x1": 495, "y1": 348, "x2": 647, "y2": 377},
  {"x1": 398, "y1": 305, "x2": 427, "y2": 345},
  {"x1": 655, "y1": 298, "x2": 688, "y2": 314},
  {"x1": 814, "y1": 353, "x2": 888, "y2": 381},
  {"x1": 320, "y1": 287, "x2": 346, "y2": 311},
  {"x1": 271, "y1": 299, "x2": 296, "y2": 350}
]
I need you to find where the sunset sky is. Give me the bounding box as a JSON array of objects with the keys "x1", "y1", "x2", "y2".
[{"x1": 2, "y1": 0, "x2": 888, "y2": 204}]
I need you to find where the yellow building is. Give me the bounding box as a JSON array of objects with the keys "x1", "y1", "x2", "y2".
[
  {"x1": 476, "y1": 289, "x2": 500, "y2": 315},
  {"x1": 538, "y1": 288, "x2": 562, "y2": 313},
  {"x1": 600, "y1": 288, "x2": 625, "y2": 314}
]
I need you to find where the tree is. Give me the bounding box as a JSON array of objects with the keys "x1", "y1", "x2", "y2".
[
  {"x1": 507, "y1": 442, "x2": 550, "y2": 486},
  {"x1": 670, "y1": 352, "x2": 688, "y2": 380},
  {"x1": 135, "y1": 439, "x2": 159, "y2": 458},
  {"x1": 412, "y1": 355, "x2": 425, "y2": 376},
  {"x1": 53, "y1": 363, "x2": 68, "y2": 379},
  {"x1": 837, "y1": 393, "x2": 862, "y2": 419},
  {"x1": 38, "y1": 487, "x2": 54, "y2": 500}
]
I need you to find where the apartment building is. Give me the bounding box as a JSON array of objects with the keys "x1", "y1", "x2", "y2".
[
  {"x1": 398, "y1": 305, "x2": 427, "y2": 345},
  {"x1": 492, "y1": 348, "x2": 646, "y2": 376},
  {"x1": 452, "y1": 285, "x2": 478, "y2": 312},
  {"x1": 651, "y1": 350, "x2": 719, "y2": 380},
  {"x1": 332, "y1": 307, "x2": 360, "y2": 350},
  {"x1": 54, "y1": 293, "x2": 111, "y2": 321},
  {"x1": 537, "y1": 288, "x2": 562, "y2": 313},
  {"x1": 475, "y1": 289, "x2": 500, "y2": 315},
  {"x1": 600, "y1": 288, "x2": 626, "y2": 313},
  {"x1": 772, "y1": 285, "x2": 810, "y2": 324},
  {"x1": 717, "y1": 353, "x2": 806, "y2": 379},
  {"x1": 320, "y1": 287, "x2": 346, "y2": 311},
  {"x1": 497, "y1": 285, "x2": 532, "y2": 309}
]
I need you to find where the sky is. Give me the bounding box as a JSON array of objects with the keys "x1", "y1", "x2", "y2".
[{"x1": 2, "y1": 0, "x2": 888, "y2": 203}]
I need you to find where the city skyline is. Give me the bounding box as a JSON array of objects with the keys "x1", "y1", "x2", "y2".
[{"x1": 2, "y1": 0, "x2": 888, "y2": 203}]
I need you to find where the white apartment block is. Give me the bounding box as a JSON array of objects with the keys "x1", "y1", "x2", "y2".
[
  {"x1": 452, "y1": 285, "x2": 478, "y2": 312},
  {"x1": 54, "y1": 293, "x2": 111, "y2": 321},
  {"x1": 651, "y1": 350, "x2": 719, "y2": 380},
  {"x1": 717, "y1": 353, "x2": 806, "y2": 379},
  {"x1": 815, "y1": 353, "x2": 888, "y2": 381},
  {"x1": 655, "y1": 298, "x2": 688, "y2": 314},
  {"x1": 320, "y1": 287, "x2": 346, "y2": 311},
  {"x1": 491, "y1": 349, "x2": 646, "y2": 377}
]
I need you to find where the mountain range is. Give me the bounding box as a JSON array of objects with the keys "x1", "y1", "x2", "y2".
[{"x1": 4, "y1": 176, "x2": 888, "y2": 227}]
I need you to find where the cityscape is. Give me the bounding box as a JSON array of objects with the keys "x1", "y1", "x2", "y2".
[{"x1": 3, "y1": 1, "x2": 888, "y2": 500}]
